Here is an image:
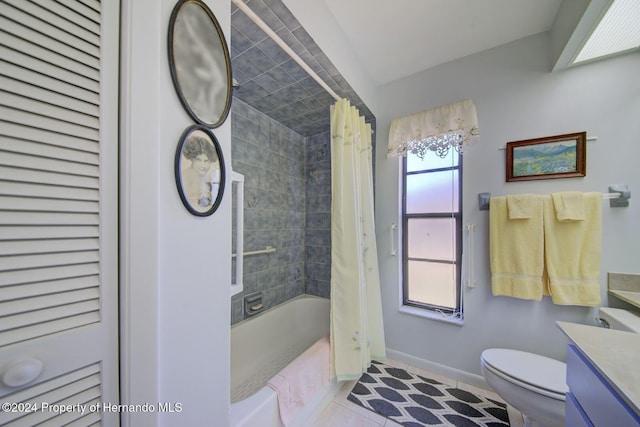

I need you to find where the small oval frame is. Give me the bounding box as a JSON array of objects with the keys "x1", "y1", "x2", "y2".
[{"x1": 174, "y1": 124, "x2": 226, "y2": 216}]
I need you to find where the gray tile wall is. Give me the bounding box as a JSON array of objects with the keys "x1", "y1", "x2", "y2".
[
  {"x1": 230, "y1": 101, "x2": 376, "y2": 324},
  {"x1": 231, "y1": 99, "x2": 310, "y2": 324},
  {"x1": 231, "y1": 0, "x2": 375, "y2": 137},
  {"x1": 305, "y1": 131, "x2": 331, "y2": 298},
  {"x1": 229, "y1": 0, "x2": 380, "y2": 324}
]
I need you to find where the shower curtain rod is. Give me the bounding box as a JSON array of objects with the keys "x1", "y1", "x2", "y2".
[{"x1": 231, "y1": 0, "x2": 341, "y2": 102}]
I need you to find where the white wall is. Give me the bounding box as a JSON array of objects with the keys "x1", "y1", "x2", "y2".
[
  {"x1": 281, "y1": 0, "x2": 379, "y2": 116},
  {"x1": 121, "y1": 0, "x2": 231, "y2": 425},
  {"x1": 374, "y1": 33, "x2": 640, "y2": 377}
]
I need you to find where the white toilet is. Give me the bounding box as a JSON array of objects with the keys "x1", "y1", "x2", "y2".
[{"x1": 480, "y1": 348, "x2": 568, "y2": 427}]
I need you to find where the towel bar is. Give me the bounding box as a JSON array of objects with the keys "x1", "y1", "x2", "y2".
[{"x1": 478, "y1": 186, "x2": 630, "y2": 210}]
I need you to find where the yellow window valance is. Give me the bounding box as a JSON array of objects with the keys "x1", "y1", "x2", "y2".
[{"x1": 387, "y1": 99, "x2": 479, "y2": 159}]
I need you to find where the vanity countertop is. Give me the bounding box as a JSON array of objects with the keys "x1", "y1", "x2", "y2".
[
  {"x1": 557, "y1": 321, "x2": 640, "y2": 418},
  {"x1": 609, "y1": 290, "x2": 640, "y2": 310}
]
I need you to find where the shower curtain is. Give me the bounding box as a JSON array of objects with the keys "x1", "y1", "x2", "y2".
[{"x1": 330, "y1": 98, "x2": 386, "y2": 381}]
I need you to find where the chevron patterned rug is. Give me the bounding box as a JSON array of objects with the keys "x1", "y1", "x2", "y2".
[{"x1": 347, "y1": 361, "x2": 510, "y2": 427}]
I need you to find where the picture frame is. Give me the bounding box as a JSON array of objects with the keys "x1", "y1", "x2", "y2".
[
  {"x1": 506, "y1": 132, "x2": 586, "y2": 182},
  {"x1": 175, "y1": 124, "x2": 225, "y2": 216},
  {"x1": 168, "y1": 0, "x2": 232, "y2": 128}
]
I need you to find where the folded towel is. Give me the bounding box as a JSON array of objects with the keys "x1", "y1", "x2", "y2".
[
  {"x1": 490, "y1": 196, "x2": 545, "y2": 300},
  {"x1": 551, "y1": 191, "x2": 585, "y2": 221},
  {"x1": 543, "y1": 193, "x2": 602, "y2": 306},
  {"x1": 507, "y1": 194, "x2": 534, "y2": 219},
  {"x1": 267, "y1": 335, "x2": 331, "y2": 426}
]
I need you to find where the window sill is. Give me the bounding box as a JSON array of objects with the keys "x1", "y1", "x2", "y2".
[{"x1": 399, "y1": 305, "x2": 464, "y2": 326}]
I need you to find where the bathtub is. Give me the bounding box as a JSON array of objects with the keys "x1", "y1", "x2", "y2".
[{"x1": 230, "y1": 295, "x2": 340, "y2": 427}]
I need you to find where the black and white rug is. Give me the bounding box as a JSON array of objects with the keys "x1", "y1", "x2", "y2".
[{"x1": 347, "y1": 361, "x2": 510, "y2": 427}]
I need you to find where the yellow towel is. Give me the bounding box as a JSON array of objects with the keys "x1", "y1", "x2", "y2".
[
  {"x1": 490, "y1": 196, "x2": 544, "y2": 300},
  {"x1": 543, "y1": 193, "x2": 602, "y2": 306},
  {"x1": 551, "y1": 191, "x2": 585, "y2": 221},
  {"x1": 507, "y1": 194, "x2": 534, "y2": 219}
]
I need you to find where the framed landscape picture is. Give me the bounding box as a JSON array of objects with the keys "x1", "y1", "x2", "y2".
[{"x1": 506, "y1": 132, "x2": 586, "y2": 182}]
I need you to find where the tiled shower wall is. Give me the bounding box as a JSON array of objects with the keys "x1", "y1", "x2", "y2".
[
  {"x1": 305, "y1": 131, "x2": 331, "y2": 299},
  {"x1": 231, "y1": 99, "x2": 331, "y2": 324}
]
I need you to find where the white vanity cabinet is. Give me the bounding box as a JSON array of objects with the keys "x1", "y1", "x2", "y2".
[{"x1": 566, "y1": 344, "x2": 640, "y2": 427}]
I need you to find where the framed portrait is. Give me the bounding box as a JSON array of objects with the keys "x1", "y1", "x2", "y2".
[
  {"x1": 506, "y1": 132, "x2": 586, "y2": 182},
  {"x1": 168, "y1": 0, "x2": 232, "y2": 128},
  {"x1": 175, "y1": 124, "x2": 225, "y2": 216}
]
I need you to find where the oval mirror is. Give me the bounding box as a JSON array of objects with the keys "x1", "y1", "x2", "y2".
[
  {"x1": 175, "y1": 124, "x2": 226, "y2": 216},
  {"x1": 168, "y1": 0, "x2": 232, "y2": 127}
]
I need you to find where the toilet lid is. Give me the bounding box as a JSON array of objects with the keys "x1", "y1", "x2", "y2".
[{"x1": 481, "y1": 348, "x2": 568, "y2": 395}]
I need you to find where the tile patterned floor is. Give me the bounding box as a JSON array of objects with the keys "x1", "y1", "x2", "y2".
[{"x1": 310, "y1": 359, "x2": 507, "y2": 427}]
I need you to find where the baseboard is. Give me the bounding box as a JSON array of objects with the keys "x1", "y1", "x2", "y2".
[{"x1": 385, "y1": 348, "x2": 490, "y2": 390}]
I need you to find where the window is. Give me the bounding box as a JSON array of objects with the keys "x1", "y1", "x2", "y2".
[{"x1": 401, "y1": 148, "x2": 462, "y2": 319}]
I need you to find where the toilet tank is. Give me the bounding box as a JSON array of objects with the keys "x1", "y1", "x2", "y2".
[{"x1": 597, "y1": 307, "x2": 640, "y2": 333}]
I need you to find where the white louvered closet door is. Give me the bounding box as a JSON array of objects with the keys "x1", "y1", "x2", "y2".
[{"x1": 0, "y1": 0, "x2": 119, "y2": 426}]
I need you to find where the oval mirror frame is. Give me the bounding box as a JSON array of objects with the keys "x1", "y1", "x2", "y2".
[
  {"x1": 168, "y1": 0, "x2": 232, "y2": 128},
  {"x1": 175, "y1": 124, "x2": 226, "y2": 216}
]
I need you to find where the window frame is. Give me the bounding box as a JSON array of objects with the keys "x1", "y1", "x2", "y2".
[{"x1": 400, "y1": 153, "x2": 463, "y2": 318}]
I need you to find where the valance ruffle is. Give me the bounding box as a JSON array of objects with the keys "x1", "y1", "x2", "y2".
[{"x1": 387, "y1": 99, "x2": 479, "y2": 158}]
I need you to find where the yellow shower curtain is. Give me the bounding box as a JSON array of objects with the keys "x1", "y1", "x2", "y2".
[{"x1": 330, "y1": 98, "x2": 386, "y2": 381}]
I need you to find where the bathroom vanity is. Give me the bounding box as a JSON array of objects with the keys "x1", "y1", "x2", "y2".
[
  {"x1": 557, "y1": 321, "x2": 640, "y2": 427},
  {"x1": 608, "y1": 272, "x2": 640, "y2": 310}
]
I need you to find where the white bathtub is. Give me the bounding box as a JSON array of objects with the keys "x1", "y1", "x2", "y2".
[{"x1": 230, "y1": 295, "x2": 340, "y2": 427}]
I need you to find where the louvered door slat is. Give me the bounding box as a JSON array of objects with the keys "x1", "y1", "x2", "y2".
[
  {"x1": 0, "y1": 182, "x2": 99, "y2": 202},
  {"x1": 63, "y1": 404, "x2": 101, "y2": 427},
  {"x1": 0, "y1": 122, "x2": 99, "y2": 154},
  {"x1": 76, "y1": 0, "x2": 100, "y2": 13},
  {"x1": 0, "y1": 251, "x2": 98, "y2": 273},
  {"x1": 0, "y1": 136, "x2": 99, "y2": 165},
  {"x1": 0, "y1": 212, "x2": 99, "y2": 226},
  {"x1": 0, "y1": 239, "x2": 99, "y2": 256},
  {"x1": 0, "y1": 196, "x2": 98, "y2": 214},
  {"x1": 0, "y1": 287, "x2": 98, "y2": 316},
  {"x1": 1, "y1": 364, "x2": 100, "y2": 424},
  {"x1": 0, "y1": 61, "x2": 99, "y2": 107},
  {"x1": 1, "y1": 299, "x2": 99, "y2": 332},
  {"x1": 0, "y1": 166, "x2": 99, "y2": 189},
  {"x1": 55, "y1": 0, "x2": 101, "y2": 24},
  {"x1": 0, "y1": 106, "x2": 99, "y2": 142},
  {"x1": 0, "y1": 6, "x2": 99, "y2": 62},
  {"x1": 0, "y1": 197, "x2": 98, "y2": 215},
  {"x1": 0, "y1": 153, "x2": 98, "y2": 177},
  {"x1": 0, "y1": 45, "x2": 99, "y2": 93},
  {"x1": 0, "y1": 312, "x2": 100, "y2": 346},
  {"x1": 36, "y1": 390, "x2": 102, "y2": 427},
  {"x1": 28, "y1": 0, "x2": 100, "y2": 37},
  {"x1": 0, "y1": 263, "x2": 99, "y2": 287},
  {"x1": 0, "y1": 276, "x2": 98, "y2": 300},
  {"x1": 0, "y1": 31, "x2": 99, "y2": 81},
  {"x1": 2, "y1": 1, "x2": 100, "y2": 50},
  {"x1": 0, "y1": 76, "x2": 100, "y2": 118},
  {"x1": 0, "y1": 92, "x2": 100, "y2": 129},
  {"x1": 4, "y1": 363, "x2": 99, "y2": 403},
  {"x1": 0, "y1": 225, "x2": 98, "y2": 241}
]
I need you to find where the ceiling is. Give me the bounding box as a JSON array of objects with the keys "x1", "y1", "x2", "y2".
[
  {"x1": 230, "y1": 0, "x2": 563, "y2": 136},
  {"x1": 323, "y1": 0, "x2": 563, "y2": 86}
]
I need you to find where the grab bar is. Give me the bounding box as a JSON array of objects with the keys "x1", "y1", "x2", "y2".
[
  {"x1": 232, "y1": 246, "x2": 276, "y2": 258},
  {"x1": 231, "y1": 172, "x2": 244, "y2": 297},
  {"x1": 390, "y1": 223, "x2": 397, "y2": 256},
  {"x1": 465, "y1": 223, "x2": 477, "y2": 288}
]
